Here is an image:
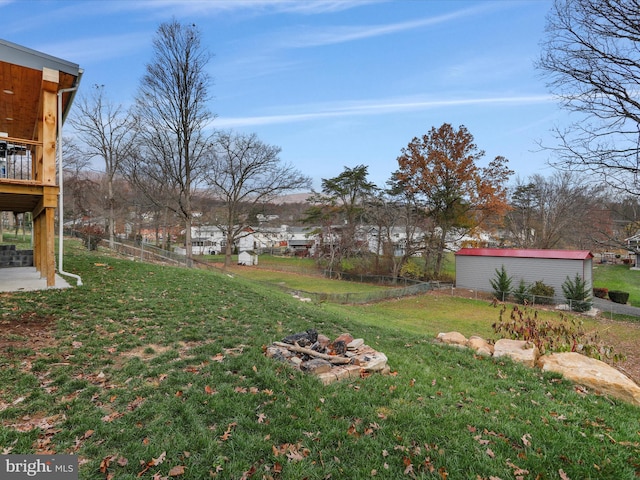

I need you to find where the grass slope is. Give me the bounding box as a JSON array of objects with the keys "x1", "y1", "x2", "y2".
[
  {"x1": 0, "y1": 242, "x2": 638, "y2": 479},
  {"x1": 593, "y1": 263, "x2": 640, "y2": 307}
]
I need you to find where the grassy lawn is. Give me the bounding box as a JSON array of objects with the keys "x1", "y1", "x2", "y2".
[
  {"x1": 227, "y1": 266, "x2": 393, "y2": 294},
  {"x1": 1, "y1": 232, "x2": 33, "y2": 249},
  {"x1": 593, "y1": 263, "x2": 640, "y2": 307},
  {"x1": 0, "y1": 241, "x2": 638, "y2": 479}
]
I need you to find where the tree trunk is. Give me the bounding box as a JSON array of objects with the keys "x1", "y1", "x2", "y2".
[
  {"x1": 224, "y1": 227, "x2": 234, "y2": 267},
  {"x1": 108, "y1": 177, "x2": 115, "y2": 249}
]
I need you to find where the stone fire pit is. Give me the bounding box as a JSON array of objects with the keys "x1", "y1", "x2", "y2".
[{"x1": 265, "y1": 329, "x2": 389, "y2": 385}]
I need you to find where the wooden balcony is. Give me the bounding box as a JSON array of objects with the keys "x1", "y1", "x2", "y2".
[{"x1": 0, "y1": 39, "x2": 82, "y2": 287}]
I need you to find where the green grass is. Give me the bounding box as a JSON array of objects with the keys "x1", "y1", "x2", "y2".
[
  {"x1": 0, "y1": 241, "x2": 639, "y2": 479},
  {"x1": 1, "y1": 232, "x2": 33, "y2": 249},
  {"x1": 593, "y1": 263, "x2": 640, "y2": 307},
  {"x1": 228, "y1": 266, "x2": 393, "y2": 294}
]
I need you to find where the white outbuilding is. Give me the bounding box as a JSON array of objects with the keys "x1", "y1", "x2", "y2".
[{"x1": 455, "y1": 248, "x2": 594, "y2": 301}]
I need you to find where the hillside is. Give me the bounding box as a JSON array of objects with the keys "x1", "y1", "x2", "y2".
[{"x1": 0, "y1": 243, "x2": 638, "y2": 479}]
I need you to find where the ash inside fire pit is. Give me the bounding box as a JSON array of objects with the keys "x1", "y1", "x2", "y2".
[{"x1": 265, "y1": 329, "x2": 389, "y2": 385}]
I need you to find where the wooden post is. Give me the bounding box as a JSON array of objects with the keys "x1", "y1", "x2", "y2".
[{"x1": 34, "y1": 68, "x2": 60, "y2": 286}]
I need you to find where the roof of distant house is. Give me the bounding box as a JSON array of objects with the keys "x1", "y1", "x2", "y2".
[{"x1": 455, "y1": 248, "x2": 593, "y2": 260}]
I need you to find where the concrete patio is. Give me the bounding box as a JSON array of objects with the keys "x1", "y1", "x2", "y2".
[{"x1": 0, "y1": 267, "x2": 71, "y2": 292}]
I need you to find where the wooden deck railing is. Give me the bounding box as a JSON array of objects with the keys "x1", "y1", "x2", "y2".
[{"x1": 0, "y1": 136, "x2": 40, "y2": 182}]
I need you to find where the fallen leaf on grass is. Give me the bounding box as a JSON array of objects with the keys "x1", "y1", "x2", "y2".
[
  {"x1": 128, "y1": 396, "x2": 146, "y2": 411},
  {"x1": 101, "y1": 411, "x2": 124, "y2": 423},
  {"x1": 220, "y1": 422, "x2": 237, "y2": 441},
  {"x1": 506, "y1": 459, "x2": 529, "y2": 476},
  {"x1": 402, "y1": 457, "x2": 413, "y2": 475},
  {"x1": 168, "y1": 465, "x2": 186, "y2": 476},
  {"x1": 100, "y1": 455, "x2": 115, "y2": 473},
  {"x1": 137, "y1": 451, "x2": 166, "y2": 477},
  {"x1": 272, "y1": 442, "x2": 310, "y2": 462},
  {"x1": 204, "y1": 385, "x2": 217, "y2": 395},
  {"x1": 286, "y1": 450, "x2": 305, "y2": 462}
]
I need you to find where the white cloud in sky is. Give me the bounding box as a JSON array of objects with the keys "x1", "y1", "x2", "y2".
[
  {"x1": 36, "y1": 33, "x2": 152, "y2": 65},
  {"x1": 216, "y1": 93, "x2": 555, "y2": 128},
  {"x1": 90, "y1": 0, "x2": 382, "y2": 18},
  {"x1": 274, "y1": 3, "x2": 501, "y2": 48}
]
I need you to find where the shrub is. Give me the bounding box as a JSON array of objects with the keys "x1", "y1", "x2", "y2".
[
  {"x1": 492, "y1": 305, "x2": 625, "y2": 363},
  {"x1": 77, "y1": 225, "x2": 104, "y2": 251},
  {"x1": 592, "y1": 287, "x2": 608, "y2": 299},
  {"x1": 489, "y1": 265, "x2": 512, "y2": 301},
  {"x1": 513, "y1": 278, "x2": 532, "y2": 305},
  {"x1": 562, "y1": 273, "x2": 593, "y2": 313},
  {"x1": 608, "y1": 290, "x2": 630, "y2": 304},
  {"x1": 399, "y1": 259, "x2": 422, "y2": 279},
  {"x1": 529, "y1": 280, "x2": 555, "y2": 304}
]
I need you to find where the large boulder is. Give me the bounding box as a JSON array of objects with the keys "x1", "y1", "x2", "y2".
[
  {"x1": 436, "y1": 331, "x2": 468, "y2": 347},
  {"x1": 467, "y1": 336, "x2": 494, "y2": 356},
  {"x1": 538, "y1": 352, "x2": 640, "y2": 407},
  {"x1": 493, "y1": 339, "x2": 539, "y2": 367}
]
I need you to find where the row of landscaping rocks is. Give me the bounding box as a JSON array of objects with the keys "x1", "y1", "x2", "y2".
[{"x1": 436, "y1": 332, "x2": 640, "y2": 407}]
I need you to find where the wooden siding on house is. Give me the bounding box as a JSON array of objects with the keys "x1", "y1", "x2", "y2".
[{"x1": 455, "y1": 248, "x2": 593, "y2": 300}]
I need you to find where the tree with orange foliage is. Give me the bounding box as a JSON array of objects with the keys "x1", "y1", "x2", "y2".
[{"x1": 394, "y1": 123, "x2": 513, "y2": 275}]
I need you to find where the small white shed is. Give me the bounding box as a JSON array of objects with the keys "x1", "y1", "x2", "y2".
[
  {"x1": 238, "y1": 251, "x2": 258, "y2": 266},
  {"x1": 455, "y1": 248, "x2": 593, "y2": 300}
]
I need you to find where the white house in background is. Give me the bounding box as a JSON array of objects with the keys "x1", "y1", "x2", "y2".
[
  {"x1": 626, "y1": 233, "x2": 640, "y2": 268},
  {"x1": 455, "y1": 248, "x2": 594, "y2": 300},
  {"x1": 236, "y1": 228, "x2": 256, "y2": 252},
  {"x1": 285, "y1": 226, "x2": 316, "y2": 255},
  {"x1": 183, "y1": 224, "x2": 315, "y2": 256},
  {"x1": 366, "y1": 226, "x2": 414, "y2": 257},
  {"x1": 190, "y1": 225, "x2": 225, "y2": 254},
  {"x1": 247, "y1": 225, "x2": 316, "y2": 255}
]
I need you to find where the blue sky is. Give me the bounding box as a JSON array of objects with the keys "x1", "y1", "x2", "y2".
[{"x1": 2, "y1": 0, "x2": 562, "y2": 190}]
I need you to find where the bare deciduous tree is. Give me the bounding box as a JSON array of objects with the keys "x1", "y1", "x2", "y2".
[
  {"x1": 505, "y1": 172, "x2": 602, "y2": 249},
  {"x1": 70, "y1": 85, "x2": 136, "y2": 247},
  {"x1": 206, "y1": 131, "x2": 311, "y2": 267},
  {"x1": 134, "y1": 19, "x2": 214, "y2": 263},
  {"x1": 368, "y1": 183, "x2": 430, "y2": 279},
  {"x1": 538, "y1": 0, "x2": 640, "y2": 195}
]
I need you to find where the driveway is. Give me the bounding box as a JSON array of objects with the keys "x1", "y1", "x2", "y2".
[{"x1": 592, "y1": 297, "x2": 640, "y2": 317}]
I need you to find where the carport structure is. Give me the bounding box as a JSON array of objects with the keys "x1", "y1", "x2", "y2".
[{"x1": 0, "y1": 39, "x2": 82, "y2": 286}]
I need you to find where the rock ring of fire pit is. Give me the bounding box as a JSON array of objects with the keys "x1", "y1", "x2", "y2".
[{"x1": 265, "y1": 329, "x2": 390, "y2": 385}]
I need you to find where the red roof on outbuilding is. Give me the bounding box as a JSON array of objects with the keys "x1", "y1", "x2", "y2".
[{"x1": 455, "y1": 248, "x2": 593, "y2": 260}]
